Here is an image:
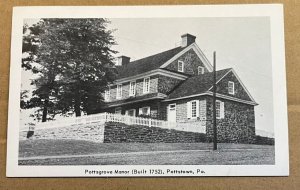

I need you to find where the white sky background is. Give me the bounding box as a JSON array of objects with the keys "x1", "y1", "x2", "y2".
[{"x1": 22, "y1": 17, "x2": 274, "y2": 133}]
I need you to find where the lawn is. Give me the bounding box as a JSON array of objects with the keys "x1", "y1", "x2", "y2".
[{"x1": 19, "y1": 139, "x2": 275, "y2": 165}]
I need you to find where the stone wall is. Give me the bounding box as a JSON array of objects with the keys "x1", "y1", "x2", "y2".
[
  {"x1": 103, "y1": 122, "x2": 206, "y2": 143},
  {"x1": 19, "y1": 124, "x2": 105, "y2": 143},
  {"x1": 255, "y1": 135, "x2": 275, "y2": 145},
  {"x1": 20, "y1": 120, "x2": 269, "y2": 145},
  {"x1": 157, "y1": 75, "x2": 183, "y2": 95},
  {"x1": 165, "y1": 49, "x2": 209, "y2": 75},
  {"x1": 161, "y1": 97, "x2": 207, "y2": 123},
  {"x1": 106, "y1": 76, "x2": 158, "y2": 101},
  {"x1": 214, "y1": 70, "x2": 252, "y2": 101},
  {"x1": 205, "y1": 96, "x2": 256, "y2": 143}
]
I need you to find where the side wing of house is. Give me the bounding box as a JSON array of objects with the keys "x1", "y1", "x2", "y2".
[
  {"x1": 163, "y1": 68, "x2": 257, "y2": 121},
  {"x1": 162, "y1": 68, "x2": 257, "y2": 143}
]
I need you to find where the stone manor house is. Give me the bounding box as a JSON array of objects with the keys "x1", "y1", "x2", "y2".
[{"x1": 97, "y1": 34, "x2": 258, "y2": 143}]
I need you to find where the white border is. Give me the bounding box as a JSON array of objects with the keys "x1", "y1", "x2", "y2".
[{"x1": 6, "y1": 4, "x2": 288, "y2": 177}]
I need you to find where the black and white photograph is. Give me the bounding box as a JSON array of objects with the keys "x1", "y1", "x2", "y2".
[{"x1": 6, "y1": 5, "x2": 289, "y2": 177}]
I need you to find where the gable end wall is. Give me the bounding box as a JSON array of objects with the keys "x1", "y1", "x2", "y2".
[
  {"x1": 165, "y1": 49, "x2": 209, "y2": 75},
  {"x1": 213, "y1": 71, "x2": 253, "y2": 101}
]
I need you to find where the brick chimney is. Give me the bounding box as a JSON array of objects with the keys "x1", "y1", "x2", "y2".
[
  {"x1": 116, "y1": 55, "x2": 130, "y2": 66},
  {"x1": 181, "y1": 33, "x2": 196, "y2": 47}
]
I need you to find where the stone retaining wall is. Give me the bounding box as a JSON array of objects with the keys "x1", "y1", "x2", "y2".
[
  {"x1": 19, "y1": 124, "x2": 105, "y2": 143},
  {"x1": 255, "y1": 135, "x2": 275, "y2": 145},
  {"x1": 103, "y1": 122, "x2": 206, "y2": 143},
  {"x1": 20, "y1": 122, "x2": 270, "y2": 145}
]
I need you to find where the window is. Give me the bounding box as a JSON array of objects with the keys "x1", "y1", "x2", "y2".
[
  {"x1": 104, "y1": 87, "x2": 110, "y2": 101},
  {"x1": 228, "y1": 81, "x2": 235, "y2": 95},
  {"x1": 187, "y1": 100, "x2": 199, "y2": 119},
  {"x1": 139, "y1": 106, "x2": 150, "y2": 116},
  {"x1": 178, "y1": 60, "x2": 184, "y2": 72},
  {"x1": 116, "y1": 84, "x2": 122, "y2": 99},
  {"x1": 129, "y1": 81, "x2": 136, "y2": 96},
  {"x1": 126, "y1": 109, "x2": 136, "y2": 117},
  {"x1": 216, "y1": 100, "x2": 225, "y2": 119},
  {"x1": 191, "y1": 101, "x2": 197, "y2": 118},
  {"x1": 169, "y1": 104, "x2": 176, "y2": 111},
  {"x1": 198, "y1": 66, "x2": 204, "y2": 75},
  {"x1": 115, "y1": 107, "x2": 122, "y2": 115},
  {"x1": 216, "y1": 101, "x2": 221, "y2": 119},
  {"x1": 143, "y1": 77, "x2": 150, "y2": 94}
]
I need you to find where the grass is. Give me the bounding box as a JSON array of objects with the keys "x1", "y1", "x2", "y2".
[{"x1": 19, "y1": 139, "x2": 275, "y2": 165}]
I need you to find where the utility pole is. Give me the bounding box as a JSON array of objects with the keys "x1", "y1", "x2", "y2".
[{"x1": 213, "y1": 51, "x2": 218, "y2": 150}]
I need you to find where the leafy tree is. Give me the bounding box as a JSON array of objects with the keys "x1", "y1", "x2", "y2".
[{"x1": 21, "y1": 18, "x2": 117, "y2": 121}]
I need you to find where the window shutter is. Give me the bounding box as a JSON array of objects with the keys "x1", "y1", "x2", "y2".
[
  {"x1": 125, "y1": 110, "x2": 128, "y2": 115},
  {"x1": 187, "y1": 101, "x2": 191, "y2": 119},
  {"x1": 196, "y1": 100, "x2": 200, "y2": 117},
  {"x1": 143, "y1": 78, "x2": 146, "y2": 93},
  {"x1": 220, "y1": 101, "x2": 225, "y2": 119},
  {"x1": 134, "y1": 82, "x2": 136, "y2": 96},
  {"x1": 139, "y1": 108, "x2": 142, "y2": 115}
]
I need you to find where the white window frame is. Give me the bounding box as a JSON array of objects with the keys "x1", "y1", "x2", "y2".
[
  {"x1": 228, "y1": 81, "x2": 235, "y2": 95},
  {"x1": 116, "y1": 84, "x2": 122, "y2": 99},
  {"x1": 191, "y1": 100, "x2": 197, "y2": 119},
  {"x1": 198, "y1": 66, "x2": 204, "y2": 75},
  {"x1": 216, "y1": 100, "x2": 225, "y2": 119},
  {"x1": 104, "y1": 87, "x2": 110, "y2": 101},
  {"x1": 169, "y1": 103, "x2": 176, "y2": 111},
  {"x1": 178, "y1": 60, "x2": 184, "y2": 72},
  {"x1": 125, "y1": 109, "x2": 136, "y2": 117},
  {"x1": 187, "y1": 100, "x2": 199, "y2": 119},
  {"x1": 115, "y1": 107, "x2": 122, "y2": 115},
  {"x1": 139, "y1": 106, "x2": 151, "y2": 116},
  {"x1": 129, "y1": 81, "x2": 136, "y2": 96},
  {"x1": 143, "y1": 77, "x2": 150, "y2": 94}
]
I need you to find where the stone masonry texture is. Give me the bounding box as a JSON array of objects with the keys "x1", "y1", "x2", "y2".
[
  {"x1": 19, "y1": 123, "x2": 106, "y2": 143},
  {"x1": 205, "y1": 96, "x2": 256, "y2": 143},
  {"x1": 213, "y1": 70, "x2": 252, "y2": 101},
  {"x1": 165, "y1": 49, "x2": 209, "y2": 75},
  {"x1": 103, "y1": 122, "x2": 206, "y2": 143}
]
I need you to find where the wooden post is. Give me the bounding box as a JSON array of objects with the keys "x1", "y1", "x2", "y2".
[{"x1": 213, "y1": 51, "x2": 218, "y2": 150}]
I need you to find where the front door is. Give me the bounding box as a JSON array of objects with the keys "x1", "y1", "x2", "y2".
[{"x1": 168, "y1": 104, "x2": 176, "y2": 122}]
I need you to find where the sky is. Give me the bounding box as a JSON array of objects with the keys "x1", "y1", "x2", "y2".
[{"x1": 22, "y1": 17, "x2": 274, "y2": 134}]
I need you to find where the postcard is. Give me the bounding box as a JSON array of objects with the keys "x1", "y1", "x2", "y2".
[{"x1": 6, "y1": 4, "x2": 288, "y2": 177}]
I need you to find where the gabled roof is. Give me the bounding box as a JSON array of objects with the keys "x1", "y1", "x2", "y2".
[
  {"x1": 166, "y1": 68, "x2": 257, "y2": 105},
  {"x1": 166, "y1": 68, "x2": 232, "y2": 99},
  {"x1": 116, "y1": 46, "x2": 184, "y2": 79}
]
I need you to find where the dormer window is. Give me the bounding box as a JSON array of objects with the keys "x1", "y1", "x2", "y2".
[
  {"x1": 178, "y1": 60, "x2": 184, "y2": 72},
  {"x1": 198, "y1": 66, "x2": 204, "y2": 75},
  {"x1": 228, "y1": 81, "x2": 235, "y2": 95},
  {"x1": 116, "y1": 84, "x2": 122, "y2": 99}
]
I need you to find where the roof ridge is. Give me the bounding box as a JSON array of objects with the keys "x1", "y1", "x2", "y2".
[
  {"x1": 128, "y1": 46, "x2": 182, "y2": 65},
  {"x1": 187, "y1": 68, "x2": 231, "y2": 79}
]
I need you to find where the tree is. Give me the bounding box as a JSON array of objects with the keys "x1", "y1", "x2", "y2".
[
  {"x1": 22, "y1": 22, "x2": 59, "y2": 122},
  {"x1": 21, "y1": 18, "x2": 117, "y2": 121}
]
